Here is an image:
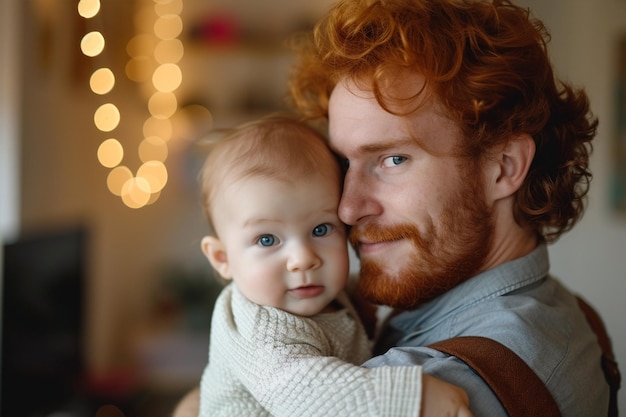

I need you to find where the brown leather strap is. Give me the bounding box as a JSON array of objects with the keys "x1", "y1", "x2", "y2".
[
  {"x1": 576, "y1": 296, "x2": 621, "y2": 417},
  {"x1": 428, "y1": 336, "x2": 561, "y2": 417}
]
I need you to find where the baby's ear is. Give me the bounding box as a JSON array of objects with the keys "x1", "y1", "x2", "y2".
[{"x1": 201, "y1": 236, "x2": 232, "y2": 279}]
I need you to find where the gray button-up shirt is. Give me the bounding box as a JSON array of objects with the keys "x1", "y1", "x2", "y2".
[{"x1": 364, "y1": 244, "x2": 609, "y2": 416}]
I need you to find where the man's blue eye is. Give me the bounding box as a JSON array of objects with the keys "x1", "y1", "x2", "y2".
[
  {"x1": 383, "y1": 155, "x2": 407, "y2": 167},
  {"x1": 312, "y1": 224, "x2": 332, "y2": 237},
  {"x1": 257, "y1": 235, "x2": 277, "y2": 247}
]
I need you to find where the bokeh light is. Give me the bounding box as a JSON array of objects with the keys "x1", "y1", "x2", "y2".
[
  {"x1": 137, "y1": 160, "x2": 168, "y2": 193},
  {"x1": 143, "y1": 117, "x2": 173, "y2": 141},
  {"x1": 94, "y1": 103, "x2": 121, "y2": 132},
  {"x1": 107, "y1": 166, "x2": 133, "y2": 196},
  {"x1": 153, "y1": 39, "x2": 184, "y2": 64},
  {"x1": 126, "y1": 34, "x2": 155, "y2": 58},
  {"x1": 148, "y1": 92, "x2": 177, "y2": 119},
  {"x1": 78, "y1": 0, "x2": 101, "y2": 19},
  {"x1": 82, "y1": 0, "x2": 185, "y2": 208},
  {"x1": 90, "y1": 68, "x2": 115, "y2": 95},
  {"x1": 139, "y1": 136, "x2": 168, "y2": 163},
  {"x1": 154, "y1": 0, "x2": 183, "y2": 17},
  {"x1": 80, "y1": 31, "x2": 105, "y2": 57},
  {"x1": 121, "y1": 177, "x2": 152, "y2": 209},
  {"x1": 152, "y1": 63, "x2": 182, "y2": 92},
  {"x1": 97, "y1": 138, "x2": 124, "y2": 168},
  {"x1": 154, "y1": 15, "x2": 183, "y2": 40}
]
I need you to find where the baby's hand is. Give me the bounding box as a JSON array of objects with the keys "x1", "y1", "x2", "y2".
[{"x1": 420, "y1": 374, "x2": 474, "y2": 417}]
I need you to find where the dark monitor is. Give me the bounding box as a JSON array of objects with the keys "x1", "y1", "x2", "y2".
[{"x1": 1, "y1": 227, "x2": 87, "y2": 417}]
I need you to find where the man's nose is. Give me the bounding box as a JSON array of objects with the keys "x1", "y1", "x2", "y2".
[
  {"x1": 286, "y1": 243, "x2": 321, "y2": 272},
  {"x1": 338, "y1": 169, "x2": 380, "y2": 226}
]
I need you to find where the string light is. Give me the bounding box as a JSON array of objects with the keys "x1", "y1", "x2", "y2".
[{"x1": 79, "y1": 0, "x2": 185, "y2": 208}]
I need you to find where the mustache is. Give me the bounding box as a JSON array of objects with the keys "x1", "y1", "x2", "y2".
[{"x1": 349, "y1": 224, "x2": 424, "y2": 248}]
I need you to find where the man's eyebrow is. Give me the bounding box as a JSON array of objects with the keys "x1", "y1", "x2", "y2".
[
  {"x1": 355, "y1": 137, "x2": 418, "y2": 154},
  {"x1": 330, "y1": 137, "x2": 417, "y2": 157}
]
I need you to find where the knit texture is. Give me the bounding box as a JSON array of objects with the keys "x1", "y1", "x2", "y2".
[{"x1": 199, "y1": 284, "x2": 423, "y2": 417}]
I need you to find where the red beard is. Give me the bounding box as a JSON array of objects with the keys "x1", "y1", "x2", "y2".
[{"x1": 349, "y1": 173, "x2": 494, "y2": 310}]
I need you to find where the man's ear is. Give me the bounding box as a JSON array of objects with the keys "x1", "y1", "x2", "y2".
[
  {"x1": 201, "y1": 236, "x2": 232, "y2": 279},
  {"x1": 490, "y1": 134, "x2": 535, "y2": 201}
]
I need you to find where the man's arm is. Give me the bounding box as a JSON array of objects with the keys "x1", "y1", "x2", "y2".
[
  {"x1": 364, "y1": 347, "x2": 507, "y2": 417},
  {"x1": 171, "y1": 387, "x2": 199, "y2": 417}
]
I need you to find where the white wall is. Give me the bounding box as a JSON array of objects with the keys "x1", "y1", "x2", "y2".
[
  {"x1": 518, "y1": 0, "x2": 626, "y2": 412},
  {"x1": 0, "y1": 0, "x2": 20, "y2": 242}
]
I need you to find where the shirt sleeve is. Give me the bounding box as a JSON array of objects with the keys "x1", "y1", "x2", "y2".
[{"x1": 363, "y1": 346, "x2": 508, "y2": 417}]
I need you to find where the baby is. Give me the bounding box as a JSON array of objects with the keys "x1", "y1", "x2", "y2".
[{"x1": 197, "y1": 114, "x2": 472, "y2": 417}]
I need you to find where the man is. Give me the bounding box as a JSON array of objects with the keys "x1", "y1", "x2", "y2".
[{"x1": 174, "y1": 0, "x2": 609, "y2": 415}]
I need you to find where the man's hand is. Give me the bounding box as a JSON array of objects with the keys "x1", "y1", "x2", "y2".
[
  {"x1": 172, "y1": 387, "x2": 200, "y2": 417},
  {"x1": 421, "y1": 374, "x2": 474, "y2": 417}
]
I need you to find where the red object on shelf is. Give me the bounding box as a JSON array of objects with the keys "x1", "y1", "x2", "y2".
[{"x1": 192, "y1": 13, "x2": 240, "y2": 46}]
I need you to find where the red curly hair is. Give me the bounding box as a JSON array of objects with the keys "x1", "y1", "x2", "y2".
[{"x1": 289, "y1": 0, "x2": 597, "y2": 242}]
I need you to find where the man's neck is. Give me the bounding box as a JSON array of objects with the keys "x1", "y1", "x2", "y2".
[{"x1": 482, "y1": 205, "x2": 539, "y2": 273}]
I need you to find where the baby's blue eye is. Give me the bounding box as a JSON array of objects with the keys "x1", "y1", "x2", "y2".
[
  {"x1": 312, "y1": 224, "x2": 333, "y2": 237},
  {"x1": 257, "y1": 235, "x2": 277, "y2": 247}
]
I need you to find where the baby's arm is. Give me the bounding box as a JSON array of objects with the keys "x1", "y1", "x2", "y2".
[
  {"x1": 237, "y1": 339, "x2": 472, "y2": 417},
  {"x1": 170, "y1": 377, "x2": 473, "y2": 417},
  {"x1": 227, "y1": 288, "x2": 471, "y2": 417},
  {"x1": 239, "y1": 348, "x2": 420, "y2": 417}
]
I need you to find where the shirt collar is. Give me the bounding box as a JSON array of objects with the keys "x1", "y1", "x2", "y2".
[{"x1": 388, "y1": 243, "x2": 550, "y2": 333}]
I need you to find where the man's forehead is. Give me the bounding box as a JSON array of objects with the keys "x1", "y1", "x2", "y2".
[
  {"x1": 328, "y1": 76, "x2": 460, "y2": 156},
  {"x1": 328, "y1": 76, "x2": 422, "y2": 132}
]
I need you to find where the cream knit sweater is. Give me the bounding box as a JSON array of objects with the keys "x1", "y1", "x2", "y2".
[{"x1": 199, "y1": 284, "x2": 422, "y2": 417}]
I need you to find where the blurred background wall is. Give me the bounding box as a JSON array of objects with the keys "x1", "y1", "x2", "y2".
[{"x1": 0, "y1": 0, "x2": 624, "y2": 416}]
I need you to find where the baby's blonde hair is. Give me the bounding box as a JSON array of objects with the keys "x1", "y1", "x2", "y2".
[{"x1": 199, "y1": 114, "x2": 340, "y2": 232}]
